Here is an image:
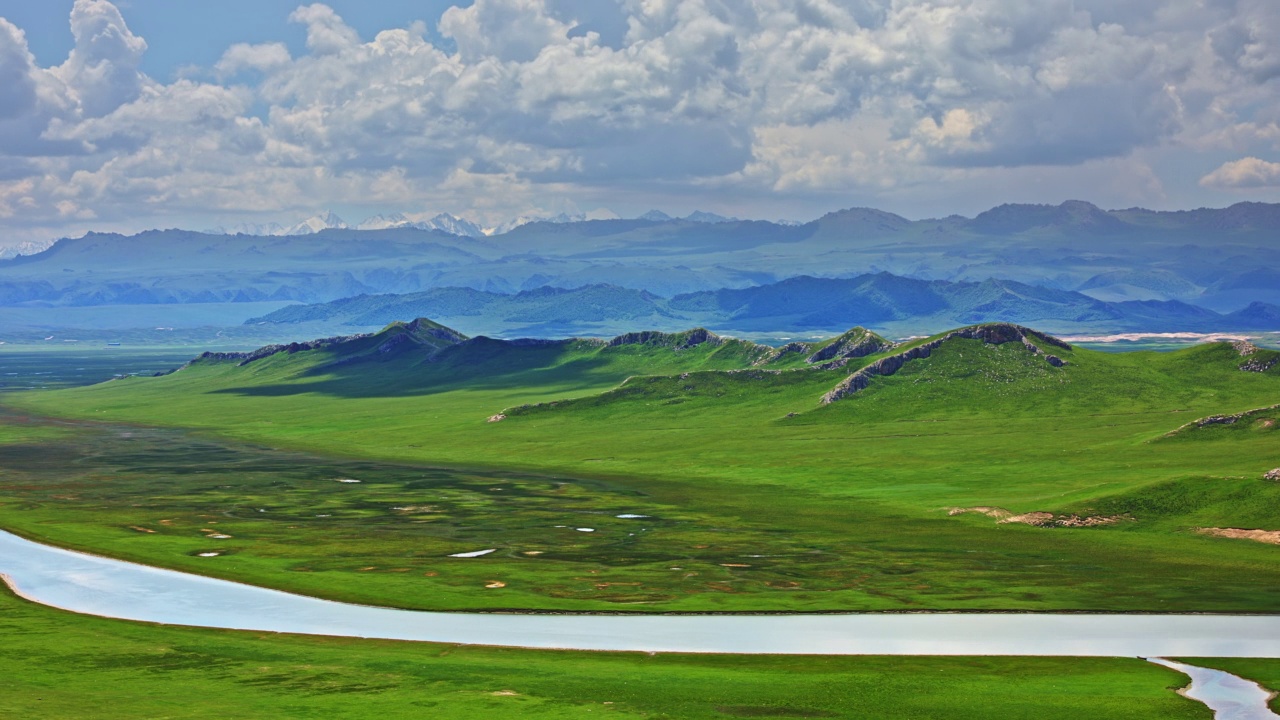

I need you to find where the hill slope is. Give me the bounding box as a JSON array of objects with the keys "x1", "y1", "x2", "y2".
[{"x1": 3, "y1": 319, "x2": 1279, "y2": 614}]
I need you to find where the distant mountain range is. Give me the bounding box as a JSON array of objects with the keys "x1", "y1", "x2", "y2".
[
  {"x1": 0, "y1": 239, "x2": 55, "y2": 260},
  {"x1": 4, "y1": 200, "x2": 1278, "y2": 336},
  {"x1": 209, "y1": 211, "x2": 486, "y2": 238},
  {"x1": 246, "y1": 274, "x2": 1280, "y2": 338},
  {"x1": 202, "y1": 208, "x2": 751, "y2": 240}
]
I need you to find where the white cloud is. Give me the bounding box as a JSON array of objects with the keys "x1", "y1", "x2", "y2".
[
  {"x1": 440, "y1": 0, "x2": 574, "y2": 63},
  {"x1": 1, "y1": 0, "x2": 1279, "y2": 239},
  {"x1": 53, "y1": 0, "x2": 148, "y2": 117},
  {"x1": 1200, "y1": 156, "x2": 1280, "y2": 188},
  {"x1": 216, "y1": 43, "x2": 292, "y2": 77},
  {"x1": 1210, "y1": 0, "x2": 1280, "y2": 83},
  {"x1": 289, "y1": 4, "x2": 360, "y2": 56},
  {"x1": 0, "y1": 19, "x2": 38, "y2": 121}
]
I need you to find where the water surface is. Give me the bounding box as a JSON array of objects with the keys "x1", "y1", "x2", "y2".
[
  {"x1": 4, "y1": 528, "x2": 1280, "y2": 657},
  {"x1": 1149, "y1": 658, "x2": 1280, "y2": 720}
]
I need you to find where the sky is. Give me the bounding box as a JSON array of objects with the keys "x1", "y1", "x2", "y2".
[{"x1": 0, "y1": 0, "x2": 1278, "y2": 243}]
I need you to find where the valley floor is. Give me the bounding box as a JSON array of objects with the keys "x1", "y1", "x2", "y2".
[{"x1": 1, "y1": 329, "x2": 1277, "y2": 716}]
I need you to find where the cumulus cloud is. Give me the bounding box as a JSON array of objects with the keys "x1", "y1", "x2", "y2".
[
  {"x1": 1200, "y1": 156, "x2": 1280, "y2": 188},
  {"x1": 1210, "y1": 0, "x2": 1280, "y2": 83},
  {"x1": 0, "y1": 20, "x2": 38, "y2": 120},
  {"x1": 216, "y1": 43, "x2": 292, "y2": 77},
  {"x1": 289, "y1": 4, "x2": 360, "y2": 55},
  {"x1": 53, "y1": 0, "x2": 148, "y2": 117},
  {"x1": 0, "y1": 0, "x2": 1278, "y2": 238},
  {"x1": 440, "y1": 0, "x2": 574, "y2": 63}
]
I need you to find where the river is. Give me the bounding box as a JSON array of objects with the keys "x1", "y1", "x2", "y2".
[{"x1": 3, "y1": 528, "x2": 1279, "y2": 658}]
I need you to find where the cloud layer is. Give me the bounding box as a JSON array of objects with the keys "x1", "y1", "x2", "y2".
[{"x1": 1, "y1": 0, "x2": 1278, "y2": 238}]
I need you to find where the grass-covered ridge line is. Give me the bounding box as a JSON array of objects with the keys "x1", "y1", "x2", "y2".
[
  {"x1": 2, "y1": 318, "x2": 1278, "y2": 613},
  {"x1": 819, "y1": 323, "x2": 1069, "y2": 403}
]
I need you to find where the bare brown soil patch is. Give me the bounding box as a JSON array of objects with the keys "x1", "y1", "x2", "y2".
[
  {"x1": 1198, "y1": 527, "x2": 1280, "y2": 545},
  {"x1": 947, "y1": 506, "x2": 1012, "y2": 519},
  {"x1": 948, "y1": 507, "x2": 1125, "y2": 527},
  {"x1": 1001, "y1": 512, "x2": 1055, "y2": 525}
]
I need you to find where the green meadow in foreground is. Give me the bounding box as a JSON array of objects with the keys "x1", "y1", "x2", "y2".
[
  {"x1": 2, "y1": 320, "x2": 1278, "y2": 613},
  {"x1": 0, "y1": 584, "x2": 1215, "y2": 720}
]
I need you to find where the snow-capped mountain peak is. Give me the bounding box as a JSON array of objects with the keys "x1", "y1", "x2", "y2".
[
  {"x1": 413, "y1": 213, "x2": 485, "y2": 237},
  {"x1": 684, "y1": 210, "x2": 738, "y2": 223},
  {"x1": 356, "y1": 213, "x2": 409, "y2": 230},
  {"x1": 286, "y1": 211, "x2": 348, "y2": 235},
  {"x1": 205, "y1": 222, "x2": 287, "y2": 236},
  {"x1": 485, "y1": 212, "x2": 587, "y2": 236},
  {"x1": 0, "y1": 238, "x2": 55, "y2": 259}
]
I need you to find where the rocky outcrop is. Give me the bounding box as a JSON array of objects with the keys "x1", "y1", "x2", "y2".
[
  {"x1": 508, "y1": 337, "x2": 574, "y2": 347},
  {"x1": 754, "y1": 341, "x2": 812, "y2": 366},
  {"x1": 402, "y1": 317, "x2": 468, "y2": 346},
  {"x1": 1241, "y1": 355, "x2": 1278, "y2": 373},
  {"x1": 806, "y1": 328, "x2": 894, "y2": 364},
  {"x1": 1197, "y1": 414, "x2": 1243, "y2": 427},
  {"x1": 607, "y1": 328, "x2": 722, "y2": 350},
  {"x1": 1227, "y1": 339, "x2": 1278, "y2": 372},
  {"x1": 820, "y1": 323, "x2": 1070, "y2": 404},
  {"x1": 949, "y1": 506, "x2": 1124, "y2": 527},
  {"x1": 194, "y1": 332, "x2": 375, "y2": 367},
  {"x1": 1233, "y1": 340, "x2": 1260, "y2": 356},
  {"x1": 1161, "y1": 403, "x2": 1280, "y2": 438}
]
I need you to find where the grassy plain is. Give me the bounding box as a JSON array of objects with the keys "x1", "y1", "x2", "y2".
[
  {"x1": 2, "y1": 324, "x2": 1278, "y2": 613},
  {"x1": 0, "y1": 582, "x2": 1216, "y2": 720}
]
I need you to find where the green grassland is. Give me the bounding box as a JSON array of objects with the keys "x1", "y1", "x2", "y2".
[
  {"x1": 1, "y1": 320, "x2": 1278, "y2": 613},
  {"x1": 0, "y1": 583, "x2": 1217, "y2": 720}
]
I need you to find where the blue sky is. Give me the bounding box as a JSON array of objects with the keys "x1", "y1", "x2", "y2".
[
  {"x1": 6, "y1": 2, "x2": 464, "y2": 78},
  {"x1": 0, "y1": 0, "x2": 1278, "y2": 243}
]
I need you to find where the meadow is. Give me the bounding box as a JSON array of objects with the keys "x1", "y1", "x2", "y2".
[{"x1": 1, "y1": 322, "x2": 1277, "y2": 614}]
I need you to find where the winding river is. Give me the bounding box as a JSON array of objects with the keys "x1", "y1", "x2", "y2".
[
  {"x1": 1148, "y1": 659, "x2": 1280, "y2": 720},
  {"x1": 5, "y1": 528, "x2": 1280, "y2": 716},
  {"x1": 3, "y1": 528, "x2": 1280, "y2": 658}
]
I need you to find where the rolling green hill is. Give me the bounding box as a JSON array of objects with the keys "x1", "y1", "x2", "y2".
[{"x1": 2, "y1": 319, "x2": 1278, "y2": 614}]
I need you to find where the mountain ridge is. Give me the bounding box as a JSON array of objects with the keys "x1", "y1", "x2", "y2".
[
  {"x1": 4, "y1": 200, "x2": 1279, "y2": 324},
  {"x1": 244, "y1": 274, "x2": 1280, "y2": 337}
]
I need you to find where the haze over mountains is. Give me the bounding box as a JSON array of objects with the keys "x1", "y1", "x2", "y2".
[
  {"x1": 246, "y1": 275, "x2": 1280, "y2": 339},
  {"x1": 2, "y1": 200, "x2": 1278, "y2": 343}
]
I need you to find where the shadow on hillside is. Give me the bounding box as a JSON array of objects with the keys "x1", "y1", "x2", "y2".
[{"x1": 208, "y1": 350, "x2": 625, "y2": 400}]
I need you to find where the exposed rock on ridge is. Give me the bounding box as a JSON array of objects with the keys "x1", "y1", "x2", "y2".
[
  {"x1": 607, "y1": 328, "x2": 722, "y2": 350},
  {"x1": 194, "y1": 333, "x2": 375, "y2": 367},
  {"x1": 820, "y1": 323, "x2": 1071, "y2": 404},
  {"x1": 1161, "y1": 403, "x2": 1280, "y2": 438},
  {"x1": 805, "y1": 327, "x2": 895, "y2": 365}
]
